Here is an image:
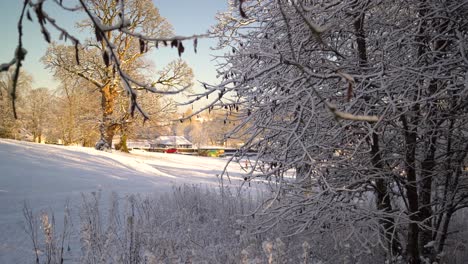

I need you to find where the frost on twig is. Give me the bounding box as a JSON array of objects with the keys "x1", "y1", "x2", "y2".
[{"x1": 326, "y1": 103, "x2": 379, "y2": 123}]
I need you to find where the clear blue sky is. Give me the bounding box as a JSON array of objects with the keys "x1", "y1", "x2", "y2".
[{"x1": 0, "y1": 0, "x2": 228, "y2": 109}]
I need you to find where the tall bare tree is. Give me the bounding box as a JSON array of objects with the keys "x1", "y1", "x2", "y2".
[
  {"x1": 0, "y1": 68, "x2": 32, "y2": 139},
  {"x1": 24, "y1": 87, "x2": 53, "y2": 143},
  {"x1": 201, "y1": 1, "x2": 468, "y2": 263},
  {"x1": 43, "y1": 0, "x2": 193, "y2": 150},
  {"x1": 48, "y1": 76, "x2": 101, "y2": 146}
]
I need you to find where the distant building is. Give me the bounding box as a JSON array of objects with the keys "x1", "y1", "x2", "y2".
[
  {"x1": 111, "y1": 137, "x2": 152, "y2": 150},
  {"x1": 152, "y1": 136, "x2": 193, "y2": 149},
  {"x1": 127, "y1": 139, "x2": 152, "y2": 150}
]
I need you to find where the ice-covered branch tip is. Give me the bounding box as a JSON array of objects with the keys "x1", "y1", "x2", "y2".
[
  {"x1": 91, "y1": 14, "x2": 131, "y2": 32},
  {"x1": 0, "y1": 59, "x2": 17, "y2": 72},
  {"x1": 51, "y1": 0, "x2": 82, "y2": 12},
  {"x1": 333, "y1": 110, "x2": 380, "y2": 122},
  {"x1": 308, "y1": 78, "x2": 379, "y2": 123},
  {"x1": 121, "y1": 29, "x2": 209, "y2": 42},
  {"x1": 291, "y1": 0, "x2": 326, "y2": 36},
  {"x1": 327, "y1": 103, "x2": 380, "y2": 122}
]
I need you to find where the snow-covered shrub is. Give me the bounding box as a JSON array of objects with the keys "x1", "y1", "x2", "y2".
[
  {"x1": 75, "y1": 185, "x2": 263, "y2": 263},
  {"x1": 24, "y1": 185, "x2": 468, "y2": 263},
  {"x1": 23, "y1": 202, "x2": 72, "y2": 264}
]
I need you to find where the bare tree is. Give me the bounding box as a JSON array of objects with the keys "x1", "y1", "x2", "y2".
[
  {"x1": 2, "y1": 0, "x2": 202, "y2": 150},
  {"x1": 200, "y1": 1, "x2": 468, "y2": 263},
  {"x1": 0, "y1": 68, "x2": 32, "y2": 139},
  {"x1": 24, "y1": 87, "x2": 54, "y2": 143},
  {"x1": 42, "y1": 0, "x2": 194, "y2": 150},
  {"x1": 49, "y1": 76, "x2": 101, "y2": 146}
]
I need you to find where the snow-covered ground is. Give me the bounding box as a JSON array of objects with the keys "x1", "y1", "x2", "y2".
[{"x1": 0, "y1": 139, "x2": 249, "y2": 263}]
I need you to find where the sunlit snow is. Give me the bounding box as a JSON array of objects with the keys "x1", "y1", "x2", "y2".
[{"x1": 0, "y1": 139, "x2": 249, "y2": 263}]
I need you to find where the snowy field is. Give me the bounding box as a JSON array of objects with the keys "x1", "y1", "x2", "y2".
[
  {"x1": 0, "y1": 139, "x2": 254, "y2": 263},
  {"x1": 2, "y1": 139, "x2": 467, "y2": 264}
]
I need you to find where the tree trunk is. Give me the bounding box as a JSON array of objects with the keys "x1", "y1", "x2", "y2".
[
  {"x1": 353, "y1": 10, "x2": 401, "y2": 258},
  {"x1": 436, "y1": 210, "x2": 453, "y2": 261},
  {"x1": 119, "y1": 133, "x2": 129, "y2": 153},
  {"x1": 419, "y1": 134, "x2": 437, "y2": 259},
  {"x1": 418, "y1": 3, "x2": 452, "y2": 258},
  {"x1": 296, "y1": 163, "x2": 312, "y2": 191},
  {"x1": 371, "y1": 133, "x2": 402, "y2": 257},
  {"x1": 95, "y1": 83, "x2": 118, "y2": 150},
  {"x1": 401, "y1": 112, "x2": 421, "y2": 264}
]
